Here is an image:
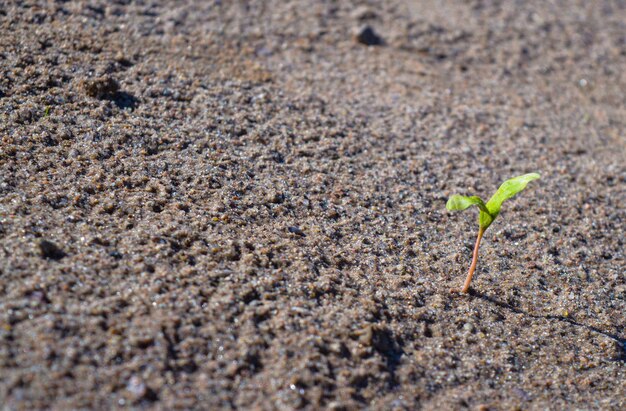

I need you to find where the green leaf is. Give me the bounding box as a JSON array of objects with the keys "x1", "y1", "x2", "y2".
[
  {"x1": 446, "y1": 195, "x2": 488, "y2": 213},
  {"x1": 445, "y1": 173, "x2": 540, "y2": 230},
  {"x1": 485, "y1": 173, "x2": 541, "y2": 219}
]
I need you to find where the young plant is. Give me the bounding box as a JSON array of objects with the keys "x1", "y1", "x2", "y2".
[{"x1": 446, "y1": 173, "x2": 540, "y2": 293}]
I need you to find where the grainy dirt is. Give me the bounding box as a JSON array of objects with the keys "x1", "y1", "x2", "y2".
[{"x1": 1, "y1": 1, "x2": 625, "y2": 410}]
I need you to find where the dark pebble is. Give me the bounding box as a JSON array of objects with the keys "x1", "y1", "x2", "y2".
[
  {"x1": 354, "y1": 25, "x2": 384, "y2": 46},
  {"x1": 38, "y1": 239, "x2": 66, "y2": 260},
  {"x1": 288, "y1": 226, "x2": 306, "y2": 237}
]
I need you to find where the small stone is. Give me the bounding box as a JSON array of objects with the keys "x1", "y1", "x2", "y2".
[
  {"x1": 127, "y1": 376, "x2": 146, "y2": 398},
  {"x1": 126, "y1": 375, "x2": 157, "y2": 402},
  {"x1": 287, "y1": 226, "x2": 306, "y2": 237},
  {"x1": 38, "y1": 239, "x2": 66, "y2": 260},
  {"x1": 354, "y1": 25, "x2": 384, "y2": 46},
  {"x1": 266, "y1": 191, "x2": 284, "y2": 204}
]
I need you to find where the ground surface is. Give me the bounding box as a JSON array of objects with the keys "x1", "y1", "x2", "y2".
[{"x1": 1, "y1": 1, "x2": 625, "y2": 410}]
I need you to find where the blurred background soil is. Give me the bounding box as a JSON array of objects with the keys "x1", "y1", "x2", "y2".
[{"x1": 0, "y1": 1, "x2": 625, "y2": 409}]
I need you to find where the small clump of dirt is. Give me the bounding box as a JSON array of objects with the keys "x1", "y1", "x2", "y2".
[{"x1": 80, "y1": 75, "x2": 121, "y2": 99}]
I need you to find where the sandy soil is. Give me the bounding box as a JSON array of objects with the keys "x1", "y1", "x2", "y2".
[{"x1": 1, "y1": 1, "x2": 625, "y2": 409}]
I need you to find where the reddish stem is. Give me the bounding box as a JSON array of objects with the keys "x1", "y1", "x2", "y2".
[{"x1": 461, "y1": 226, "x2": 485, "y2": 293}]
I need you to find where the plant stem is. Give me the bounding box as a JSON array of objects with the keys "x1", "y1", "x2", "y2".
[{"x1": 461, "y1": 226, "x2": 485, "y2": 293}]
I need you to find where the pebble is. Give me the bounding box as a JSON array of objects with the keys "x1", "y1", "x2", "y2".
[
  {"x1": 287, "y1": 226, "x2": 306, "y2": 237},
  {"x1": 354, "y1": 25, "x2": 384, "y2": 46},
  {"x1": 38, "y1": 239, "x2": 66, "y2": 260},
  {"x1": 126, "y1": 376, "x2": 147, "y2": 400}
]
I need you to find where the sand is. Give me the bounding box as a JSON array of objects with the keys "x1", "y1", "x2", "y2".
[{"x1": 1, "y1": 1, "x2": 625, "y2": 409}]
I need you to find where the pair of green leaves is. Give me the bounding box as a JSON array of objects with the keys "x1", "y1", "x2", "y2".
[{"x1": 446, "y1": 173, "x2": 540, "y2": 230}]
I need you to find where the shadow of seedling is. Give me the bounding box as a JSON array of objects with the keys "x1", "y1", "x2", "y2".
[{"x1": 470, "y1": 289, "x2": 626, "y2": 363}]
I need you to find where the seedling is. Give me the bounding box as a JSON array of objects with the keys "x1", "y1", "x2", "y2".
[{"x1": 446, "y1": 173, "x2": 540, "y2": 293}]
